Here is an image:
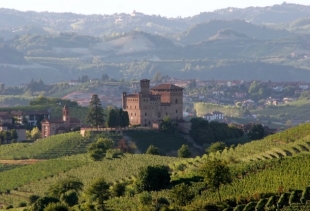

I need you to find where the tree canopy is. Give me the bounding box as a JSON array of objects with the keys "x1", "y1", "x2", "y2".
[
  {"x1": 200, "y1": 159, "x2": 232, "y2": 201},
  {"x1": 86, "y1": 94, "x2": 105, "y2": 127}
]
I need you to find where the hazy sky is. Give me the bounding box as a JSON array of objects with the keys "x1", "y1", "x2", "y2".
[{"x1": 0, "y1": 0, "x2": 309, "y2": 17}]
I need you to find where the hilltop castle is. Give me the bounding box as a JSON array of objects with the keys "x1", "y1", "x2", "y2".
[{"x1": 122, "y1": 79, "x2": 184, "y2": 127}]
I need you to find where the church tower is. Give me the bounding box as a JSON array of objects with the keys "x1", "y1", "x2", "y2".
[{"x1": 63, "y1": 104, "x2": 70, "y2": 127}]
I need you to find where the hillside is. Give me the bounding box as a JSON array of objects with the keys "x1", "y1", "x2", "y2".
[
  {"x1": 180, "y1": 19, "x2": 292, "y2": 44},
  {"x1": 0, "y1": 124, "x2": 309, "y2": 209}
]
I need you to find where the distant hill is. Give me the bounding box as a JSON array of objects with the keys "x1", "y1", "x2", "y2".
[
  {"x1": 0, "y1": 3, "x2": 309, "y2": 38},
  {"x1": 191, "y1": 3, "x2": 310, "y2": 25},
  {"x1": 180, "y1": 19, "x2": 292, "y2": 44},
  {"x1": 0, "y1": 44, "x2": 25, "y2": 64}
]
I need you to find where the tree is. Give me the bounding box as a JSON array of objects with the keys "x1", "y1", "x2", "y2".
[
  {"x1": 31, "y1": 127, "x2": 41, "y2": 140},
  {"x1": 10, "y1": 129, "x2": 18, "y2": 141},
  {"x1": 48, "y1": 177, "x2": 83, "y2": 199},
  {"x1": 178, "y1": 144, "x2": 191, "y2": 158},
  {"x1": 29, "y1": 196, "x2": 59, "y2": 211},
  {"x1": 145, "y1": 145, "x2": 160, "y2": 155},
  {"x1": 119, "y1": 109, "x2": 129, "y2": 128},
  {"x1": 169, "y1": 183, "x2": 194, "y2": 206},
  {"x1": 248, "y1": 124, "x2": 265, "y2": 140},
  {"x1": 107, "y1": 108, "x2": 118, "y2": 128},
  {"x1": 88, "y1": 138, "x2": 114, "y2": 161},
  {"x1": 135, "y1": 165, "x2": 170, "y2": 192},
  {"x1": 206, "y1": 142, "x2": 226, "y2": 154},
  {"x1": 200, "y1": 159, "x2": 232, "y2": 201},
  {"x1": 160, "y1": 116, "x2": 176, "y2": 132},
  {"x1": 86, "y1": 177, "x2": 110, "y2": 211},
  {"x1": 86, "y1": 94, "x2": 105, "y2": 128}
]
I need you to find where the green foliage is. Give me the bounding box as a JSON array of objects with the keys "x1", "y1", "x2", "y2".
[
  {"x1": 138, "y1": 192, "x2": 152, "y2": 205},
  {"x1": 169, "y1": 183, "x2": 194, "y2": 206},
  {"x1": 31, "y1": 127, "x2": 42, "y2": 140},
  {"x1": 29, "y1": 195, "x2": 40, "y2": 205},
  {"x1": 111, "y1": 183, "x2": 126, "y2": 197},
  {"x1": 48, "y1": 177, "x2": 83, "y2": 199},
  {"x1": 248, "y1": 124, "x2": 265, "y2": 140},
  {"x1": 30, "y1": 97, "x2": 78, "y2": 107},
  {"x1": 106, "y1": 108, "x2": 129, "y2": 128},
  {"x1": 160, "y1": 116, "x2": 176, "y2": 132},
  {"x1": 88, "y1": 137, "x2": 114, "y2": 161},
  {"x1": 189, "y1": 118, "x2": 244, "y2": 146},
  {"x1": 206, "y1": 142, "x2": 227, "y2": 154},
  {"x1": 86, "y1": 177, "x2": 110, "y2": 211},
  {"x1": 135, "y1": 165, "x2": 171, "y2": 192},
  {"x1": 60, "y1": 190, "x2": 79, "y2": 207},
  {"x1": 200, "y1": 159, "x2": 232, "y2": 201},
  {"x1": 145, "y1": 145, "x2": 160, "y2": 155},
  {"x1": 177, "y1": 144, "x2": 191, "y2": 158},
  {"x1": 86, "y1": 94, "x2": 105, "y2": 127},
  {"x1": 29, "y1": 196, "x2": 59, "y2": 211},
  {"x1": 43, "y1": 202, "x2": 69, "y2": 211}
]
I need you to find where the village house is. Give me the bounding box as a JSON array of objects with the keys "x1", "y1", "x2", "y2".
[
  {"x1": 41, "y1": 104, "x2": 81, "y2": 138},
  {"x1": 0, "y1": 112, "x2": 26, "y2": 142},
  {"x1": 11, "y1": 110, "x2": 50, "y2": 126},
  {"x1": 202, "y1": 111, "x2": 225, "y2": 121}
]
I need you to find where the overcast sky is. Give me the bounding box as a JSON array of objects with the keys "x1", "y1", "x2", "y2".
[{"x1": 0, "y1": 0, "x2": 309, "y2": 17}]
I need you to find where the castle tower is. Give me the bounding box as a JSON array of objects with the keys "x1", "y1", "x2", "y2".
[
  {"x1": 62, "y1": 104, "x2": 70, "y2": 127},
  {"x1": 140, "y1": 79, "x2": 150, "y2": 97}
]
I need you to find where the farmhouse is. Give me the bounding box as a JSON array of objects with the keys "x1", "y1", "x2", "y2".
[
  {"x1": 122, "y1": 79, "x2": 183, "y2": 127},
  {"x1": 41, "y1": 104, "x2": 81, "y2": 138}
]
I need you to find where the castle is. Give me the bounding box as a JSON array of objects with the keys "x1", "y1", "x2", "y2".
[
  {"x1": 41, "y1": 104, "x2": 81, "y2": 138},
  {"x1": 122, "y1": 79, "x2": 183, "y2": 127}
]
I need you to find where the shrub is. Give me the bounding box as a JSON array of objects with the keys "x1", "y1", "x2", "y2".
[
  {"x1": 169, "y1": 183, "x2": 194, "y2": 206},
  {"x1": 232, "y1": 204, "x2": 245, "y2": 211},
  {"x1": 111, "y1": 183, "x2": 126, "y2": 197},
  {"x1": 18, "y1": 202, "x2": 27, "y2": 207},
  {"x1": 177, "y1": 144, "x2": 191, "y2": 158},
  {"x1": 135, "y1": 165, "x2": 170, "y2": 192},
  {"x1": 29, "y1": 196, "x2": 59, "y2": 211},
  {"x1": 28, "y1": 195, "x2": 40, "y2": 205},
  {"x1": 145, "y1": 145, "x2": 160, "y2": 155},
  {"x1": 43, "y1": 202, "x2": 69, "y2": 211},
  {"x1": 138, "y1": 192, "x2": 152, "y2": 205}
]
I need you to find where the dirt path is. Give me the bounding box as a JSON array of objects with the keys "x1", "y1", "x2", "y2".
[{"x1": 0, "y1": 159, "x2": 44, "y2": 165}]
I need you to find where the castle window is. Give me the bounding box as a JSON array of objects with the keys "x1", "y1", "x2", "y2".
[
  {"x1": 175, "y1": 99, "x2": 178, "y2": 104},
  {"x1": 135, "y1": 106, "x2": 136, "y2": 109},
  {"x1": 166, "y1": 112, "x2": 168, "y2": 116},
  {"x1": 145, "y1": 113, "x2": 147, "y2": 116},
  {"x1": 135, "y1": 113, "x2": 136, "y2": 116},
  {"x1": 131, "y1": 113, "x2": 133, "y2": 116},
  {"x1": 158, "y1": 113, "x2": 161, "y2": 118},
  {"x1": 176, "y1": 110, "x2": 178, "y2": 113}
]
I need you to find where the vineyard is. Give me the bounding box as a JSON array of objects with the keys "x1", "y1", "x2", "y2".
[
  {"x1": 0, "y1": 132, "x2": 92, "y2": 159},
  {"x1": 0, "y1": 124, "x2": 309, "y2": 210}
]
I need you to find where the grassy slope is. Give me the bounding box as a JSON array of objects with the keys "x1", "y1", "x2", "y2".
[{"x1": 124, "y1": 130, "x2": 190, "y2": 154}]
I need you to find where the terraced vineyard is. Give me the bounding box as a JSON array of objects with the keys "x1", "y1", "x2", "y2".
[
  {"x1": 0, "y1": 154, "x2": 180, "y2": 207},
  {"x1": 0, "y1": 132, "x2": 92, "y2": 159},
  {"x1": 0, "y1": 124, "x2": 310, "y2": 210}
]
